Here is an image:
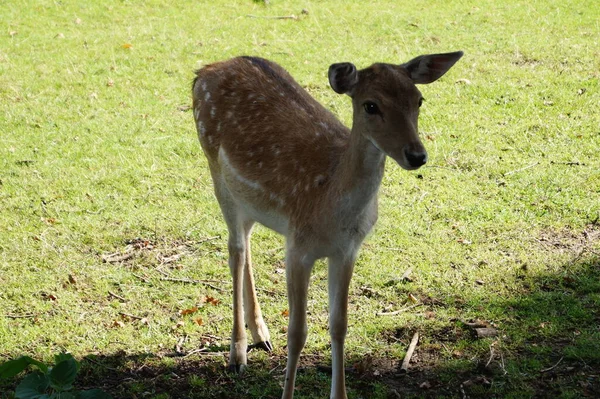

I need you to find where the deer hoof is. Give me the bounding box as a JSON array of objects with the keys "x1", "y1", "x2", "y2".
[
  {"x1": 228, "y1": 364, "x2": 247, "y2": 374},
  {"x1": 256, "y1": 340, "x2": 273, "y2": 352}
]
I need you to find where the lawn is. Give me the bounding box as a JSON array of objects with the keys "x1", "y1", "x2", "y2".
[{"x1": 1, "y1": 0, "x2": 599, "y2": 398}]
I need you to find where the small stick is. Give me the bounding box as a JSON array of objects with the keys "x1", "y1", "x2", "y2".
[
  {"x1": 108, "y1": 291, "x2": 127, "y2": 302},
  {"x1": 5, "y1": 313, "x2": 37, "y2": 319},
  {"x1": 246, "y1": 14, "x2": 298, "y2": 20},
  {"x1": 377, "y1": 303, "x2": 422, "y2": 316},
  {"x1": 400, "y1": 332, "x2": 420, "y2": 373},
  {"x1": 474, "y1": 327, "x2": 498, "y2": 338},
  {"x1": 119, "y1": 312, "x2": 145, "y2": 320},
  {"x1": 160, "y1": 277, "x2": 226, "y2": 292},
  {"x1": 540, "y1": 356, "x2": 564, "y2": 373},
  {"x1": 102, "y1": 251, "x2": 135, "y2": 263},
  {"x1": 503, "y1": 161, "x2": 539, "y2": 176}
]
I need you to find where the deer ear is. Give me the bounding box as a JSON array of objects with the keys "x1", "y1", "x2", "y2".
[
  {"x1": 402, "y1": 51, "x2": 464, "y2": 84},
  {"x1": 328, "y1": 63, "x2": 358, "y2": 95}
]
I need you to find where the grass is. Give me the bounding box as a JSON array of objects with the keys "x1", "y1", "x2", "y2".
[{"x1": 1, "y1": 0, "x2": 599, "y2": 397}]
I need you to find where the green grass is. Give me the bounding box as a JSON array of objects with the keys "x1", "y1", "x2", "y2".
[{"x1": 1, "y1": 0, "x2": 599, "y2": 398}]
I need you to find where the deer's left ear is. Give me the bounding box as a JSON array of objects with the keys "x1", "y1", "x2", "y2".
[
  {"x1": 402, "y1": 51, "x2": 464, "y2": 84},
  {"x1": 328, "y1": 62, "x2": 358, "y2": 95}
]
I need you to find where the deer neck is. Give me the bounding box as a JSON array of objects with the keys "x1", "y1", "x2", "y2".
[{"x1": 331, "y1": 128, "x2": 386, "y2": 215}]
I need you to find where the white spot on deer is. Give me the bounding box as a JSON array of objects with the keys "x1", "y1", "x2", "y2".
[
  {"x1": 269, "y1": 192, "x2": 285, "y2": 207},
  {"x1": 201, "y1": 80, "x2": 207, "y2": 92},
  {"x1": 226, "y1": 110, "x2": 233, "y2": 119},
  {"x1": 258, "y1": 161, "x2": 263, "y2": 169},
  {"x1": 210, "y1": 107, "x2": 216, "y2": 118},
  {"x1": 204, "y1": 91, "x2": 211, "y2": 102},
  {"x1": 314, "y1": 174, "x2": 326, "y2": 187},
  {"x1": 219, "y1": 148, "x2": 263, "y2": 192},
  {"x1": 305, "y1": 183, "x2": 310, "y2": 192},
  {"x1": 248, "y1": 93, "x2": 255, "y2": 100},
  {"x1": 197, "y1": 121, "x2": 206, "y2": 137},
  {"x1": 217, "y1": 122, "x2": 222, "y2": 132},
  {"x1": 318, "y1": 121, "x2": 329, "y2": 130},
  {"x1": 279, "y1": 91, "x2": 285, "y2": 97},
  {"x1": 194, "y1": 107, "x2": 201, "y2": 120}
]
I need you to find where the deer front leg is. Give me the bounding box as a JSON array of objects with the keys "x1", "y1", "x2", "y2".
[
  {"x1": 282, "y1": 247, "x2": 315, "y2": 399},
  {"x1": 328, "y1": 254, "x2": 356, "y2": 399}
]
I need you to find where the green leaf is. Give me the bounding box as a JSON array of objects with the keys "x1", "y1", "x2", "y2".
[
  {"x1": 1, "y1": 357, "x2": 48, "y2": 379},
  {"x1": 48, "y1": 357, "x2": 78, "y2": 391},
  {"x1": 53, "y1": 353, "x2": 79, "y2": 372},
  {"x1": 77, "y1": 389, "x2": 114, "y2": 399},
  {"x1": 14, "y1": 371, "x2": 50, "y2": 399}
]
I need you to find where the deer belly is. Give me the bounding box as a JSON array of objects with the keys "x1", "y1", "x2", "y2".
[{"x1": 219, "y1": 152, "x2": 290, "y2": 234}]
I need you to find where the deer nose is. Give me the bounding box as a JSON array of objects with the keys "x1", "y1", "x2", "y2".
[{"x1": 404, "y1": 148, "x2": 428, "y2": 168}]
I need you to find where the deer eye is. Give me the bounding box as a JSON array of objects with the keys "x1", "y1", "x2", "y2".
[
  {"x1": 418, "y1": 97, "x2": 424, "y2": 107},
  {"x1": 363, "y1": 101, "x2": 380, "y2": 115}
]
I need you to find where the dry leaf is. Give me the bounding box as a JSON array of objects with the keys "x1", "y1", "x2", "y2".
[
  {"x1": 281, "y1": 309, "x2": 289, "y2": 317},
  {"x1": 68, "y1": 274, "x2": 77, "y2": 285},
  {"x1": 9, "y1": 31, "x2": 18, "y2": 37},
  {"x1": 122, "y1": 43, "x2": 133, "y2": 49},
  {"x1": 140, "y1": 317, "x2": 149, "y2": 325},
  {"x1": 205, "y1": 296, "x2": 220, "y2": 306},
  {"x1": 180, "y1": 306, "x2": 199, "y2": 316},
  {"x1": 112, "y1": 320, "x2": 125, "y2": 328},
  {"x1": 194, "y1": 317, "x2": 203, "y2": 326}
]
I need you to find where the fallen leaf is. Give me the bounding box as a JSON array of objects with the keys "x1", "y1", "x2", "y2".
[
  {"x1": 74, "y1": 18, "x2": 82, "y2": 25},
  {"x1": 281, "y1": 309, "x2": 289, "y2": 317},
  {"x1": 140, "y1": 317, "x2": 149, "y2": 325},
  {"x1": 180, "y1": 306, "x2": 199, "y2": 316},
  {"x1": 122, "y1": 43, "x2": 133, "y2": 49},
  {"x1": 106, "y1": 79, "x2": 114, "y2": 87},
  {"x1": 9, "y1": 31, "x2": 18, "y2": 37},
  {"x1": 112, "y1": 320, "x2": 125, "y2": 328},
  {"x1": 68, "y1": 274, "x2": 77, "y2": 285},
  {"x1": 194, "y1": 317, "x2": 203, "y2": 326},
  {"x1": 456, "y1": 78, "x2": 472, "y2": 85},
  {"x1": 205, "y1": 296, "x2": 220, "y2": 306}
]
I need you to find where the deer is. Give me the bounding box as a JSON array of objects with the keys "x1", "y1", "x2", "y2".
[{"x1": 192, "y1": 51, "x2": 463, "y2": 399}]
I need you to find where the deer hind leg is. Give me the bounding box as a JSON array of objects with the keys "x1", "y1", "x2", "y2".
[
  {"x1": 213, "y1": 179, "x2": 250, "y2": 373},
  {"x1": 282, "y1": 243, "x2": 316, "y2": 399},
  {"x1": 327, "y1": 253, "x2": 356, "y2": 399},
  {"x1": 242, "y1": 220, "x2": 272, "y2": 352}
]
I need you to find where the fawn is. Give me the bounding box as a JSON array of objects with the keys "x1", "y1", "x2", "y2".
[{"x1": 192, "y1": 51, "x2": 463, "y2": 399}]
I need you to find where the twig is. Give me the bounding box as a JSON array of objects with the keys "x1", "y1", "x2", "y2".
[
  {"x1": 5, "y1": 313, "x2": 37, "y2": 319},
  {"x1": 132, "y1": 273, "x2": 151, "y2": 283},
  {"x1": 400, "y1": 332, "x2": 420, "y2": 373},
  {"x1": 102, "y1": 250, "x2": 135, "y2": 263},
  {"x1": 377, "y1": 303, "x2": 422, "y2": 316},
  {"x1": 119, "y1": 312, "x2": 145, "y2": 320},
  {"x1": 540, "y1": 356, "x2": 564, "y2": 373},
  {"x1": 160, "y1": 277, "x2": 226, "y2": 292},
  {"x1": 108, "y1": 291, "x2": 127, "y2": 302},
  {"x1": 503, "y1": 161, "x2": 539, "y2": 176},
  {"x1": 246, "y1": 14, "x2": 298, "y2": 20}
]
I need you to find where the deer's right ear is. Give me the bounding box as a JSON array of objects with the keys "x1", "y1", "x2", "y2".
[{"x1": 328, "y1": 63, "x2": 358, "y2": 95}]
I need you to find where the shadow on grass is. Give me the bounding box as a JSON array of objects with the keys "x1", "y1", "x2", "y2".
[{"x1": 2, "y1": 256, "x2": 598, "y2": 399}]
